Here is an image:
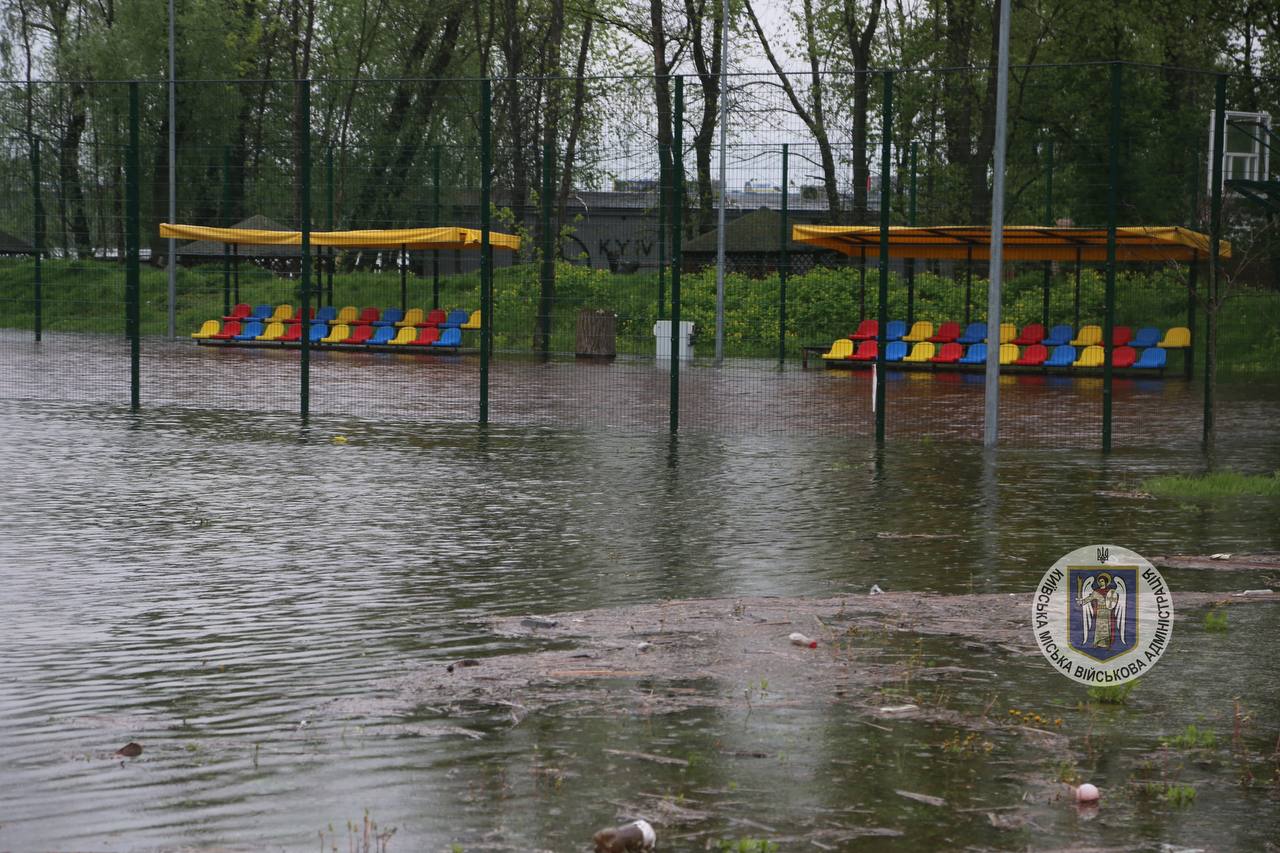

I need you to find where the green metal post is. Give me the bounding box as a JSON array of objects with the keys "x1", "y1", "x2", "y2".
[
  {"x1": 875, "y1": 72, "x2": 893, "y2": 443},
  {"x1": 1186, "y1": 145, "x2": 1199, "y2": 380},
  {"x1": 222, "y1": 145, "x2": 231, "y2": 317},
  {"x1": 399, "y1": 244, "x2": 407, "y2": 311},
  {"x1": 669, "y1": 76, "x2": 683, "y2": 434},
  {"x1": 299, "y1": 79, "x2": 312, "y2": 421},
  {"x1": 778, "y1": 143, "x2": 789, "y2": 367},
  {"x1": 432, "y1": 144, "x2": 441, "y2": 309},
  {"x1": 326, "y1": 146, "x2": 334, "y2": 307},
  {"x1": 1073, "y1": 249, "x2": 1081, "y2": 329},
  {"x1": 1102, "y1": 63, "x2": 1120, "y2": 453},
  {"x1": 31, "y1": 135, "x2": 42, "y2": 341},
  {"x1": 858, "y1": 250, "x2": 866, "y2": 320},
  {"x1": 906, "y1": 140, "x2": 917, "y2": 326},
  {"x1": 233, "y1": 244, "x2": 239, "y2": 304},
  {"x1": 1205, "y1": 75, "x2": 1226, "y2": 448},
  {"x1": 480, "y1": 79, "x2": 493, "y2": 425},
  {"x1": 126, "y1": 83, "x2": 141, "y2": 412},
  {"x1": 1042, "y1": 138, "x2": 1053, "y2": 328},
  {"x1": 964, "y1": 246, "x2": 973, "y2": 325},
  {"x1": 658, "y1": 147, "x2": 667, "y2": 320},
  {"x1": 539, "y1": 141, "x2": 554, "y2": 360}
]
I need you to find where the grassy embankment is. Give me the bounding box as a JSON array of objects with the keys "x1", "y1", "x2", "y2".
[
  {"x1": 1142, "y1": 471, "x2": 1280, "y2": 497},
  {"x1": 1, "y1": 257, "x2": 1278, "y2": 371}
]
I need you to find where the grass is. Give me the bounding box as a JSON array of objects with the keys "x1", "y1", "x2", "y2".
[
  {"x1": 1204, "y1": 609, "x2": 1230, "y2": 632},
  {"x1": 1088, "y1": 682, "x2": 1137, "y2": 705},
  {"x1": 718, "y1": 838, "x2": 779, "y2": 853},
  {"x1": 1142, "y1": 471, "x2": 1280, "y2": 498},
  {"x1": 1141, "y1": 782, "x2": 1198, "y2": 806},
  {"x1": 1164, "y1": 724, "x2": 1218, "y2": 750}
]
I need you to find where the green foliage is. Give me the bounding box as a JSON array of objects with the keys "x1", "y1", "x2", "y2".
[
  {"x1": 1142, "y1": 471, "x2": 1280, "y2": 498},
  {"x1": 717, "y1": 838, "x2": 779, "y2": 853},
  {"x1": 1164, "y1": 724, "x2": 1218, "y2": 750},
  {"x1": 1088, "y1": 682, "x2": 1137, "y2": 705},
  {"x1": 1141, "y1": 782, "x2": 1198, "y2": 807},
  {"x1": 1203, "y1": 610, "x2": 1230, "y2": 633}
]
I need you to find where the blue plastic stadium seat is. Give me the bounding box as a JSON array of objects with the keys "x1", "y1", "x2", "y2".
[
  {"x1": 440, "y1": 309, "x2": 470, "y2": 328},
  {"x1": 1133, "y1": 347, "x2": 1167, "y2": 369},
  {"x1": 957, "y1": 322, "x2": 987, "y2": 344},
  {"x1": 309, "y1": 322, "x2": 328, "y2": 343},
  {"x1": 884, "y1": 320, "x2": 906, "y2": 341},
  {"x1": 1043, "y1": 344, "x2": 1077, "y2": 367},
  {"x1": 368, "y1": 326, "x2": 396, "y2": 345},
  {"x1": 247, "y1": 304, "x2": 272, "y2": 322},
  {"x1": 374, "y1": 308, "x2": 404, "y2": 327},
  {"x1": 432, "y1": 327, "x2": 463, "y2": 347},
  {"x1": 315, "y1": 306, "x2": 338, "y2": 323},
  {"x1": 234, "y1": 320, "x2": 265, "y2": 341},
  {"x1": 1043, "y1": 324, "x2": 1073, "y2": 347},
  {"x1": 958, "y1": 343, "x2": 987, "y2": 364},
  {"x1": 1131, "y1": 326, "x2": 1160, "y2": 348},
  {"x1": 885, "y1": 341, "x2": 907, "y2": 362}
]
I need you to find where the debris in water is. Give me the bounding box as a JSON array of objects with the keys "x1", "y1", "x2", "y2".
[
  {"x1": 593, "y1": 818, "x2": 656, "y2": 852},
  {"x1": 878, "y1": 704, "x2": 919, "y2": 716},
  {"x1": 1235, "y1": 589, "x2": 1274, "y2": 596},
  {"x1": 446, "y1": 658, "x2": 481, "y2": 673},
  {"x1": 521, "y1": 617, "x2": 560, "y2": 629},
  {"x1": 1210, "y1": 553, "x2": 1233, "y2": 560},
  {"x1": 870, "y1": 584, "x2": 884, "y2": 595},
  {"x1": 895, "y1": 789, "x2": 946, "y2": 807},
  {"x1": 115, "y1": 742, "x2": 142, "y2": 758},
  {"x1": 1074, "y1": 782, "x2": 1100, "y2": 803},
  {"x1": 331, "y1": 435, "x2": 348, "y2": 444},
  {"x1": 789, "y1": 632, "x2": 818, "y2": 648},
  {"x1": 636, "y1": 642, "x2": 654, "y2": 653},
  {"x1": 604, "y1": 748, "x2": 689, "y2": 767}
]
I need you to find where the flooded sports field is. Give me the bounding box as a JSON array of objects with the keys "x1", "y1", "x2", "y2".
[{"x1": 1, "y1": 341, "x2": 1279, "y2": 851}]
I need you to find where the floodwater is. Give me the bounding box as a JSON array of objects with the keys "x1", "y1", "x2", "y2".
[{"x1": 1, "y1": 336, "x2": 1280, "y2": 851}]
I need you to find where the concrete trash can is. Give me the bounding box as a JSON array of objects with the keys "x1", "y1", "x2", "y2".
[{"x1": 653, "y1": 320, "x2": 694, "y2": 360}]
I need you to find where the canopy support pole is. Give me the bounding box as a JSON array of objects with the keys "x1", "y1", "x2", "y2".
[
  {"x1": 983, "y1": 0, "x2": 1011, "y2": 449},
  {"x1": 399, "y1": 243, "x2": 407, "y2": 312},
  {"x1": 432, "y1": 145, "x2": 441, "y2": 310},
  {"x1": 222, "y1": 146, "x2": 231, "y2": 317}
]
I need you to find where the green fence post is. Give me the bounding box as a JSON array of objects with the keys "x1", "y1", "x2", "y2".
[
  {"x1": 31, "y1": 134, "x2": 42, "y2": 342},
  {"x1": 1102, "y1": 63, "x2": 1120, "y2": 453},
  {"x1": 326, "y1": 145, "x2": 335, "y2": 307},
  {"x1": 858, "y1": 250, "x2": 866, "y2": 320},
  {"x1": 669, "y1": 76, "x2": 683, "y2": 434},
  {"x1": 964, "y1": 246, "x2": 973, "y2": 325},
  {"x1": 1186, "y1": 143, "x2": 1199, "y2": 380},
  {"x1": 480, "y1": 79, "x2": 492, "y2": 425},
  {"x1": 1042, "y1": 138, "x2": 1053, "y2": 329},
  {"x1": 906, "y1": 140, "x2": 917, "y2": 326},
  {"x1": 299, "y1": 79, "x2": 312, "y2": 421},
  {"x1": 658, "y1": 147, "x2": 667, "y2": 321},
  {"x1": 1205, "y1": 75, "x2": 1226, "y2": 449},
  {"x1": 222, "y1": 145, "x2": 231, "y2": 317},
  {"x1": 432, "y1": 144, "x2": 441, "y2": 310},
  {"x1": 539, "y1": 141, "x2": 554, "y2": 359},
  {"x1": 778, "y1": 143, "x2": 789, "y2": 368},
  {"x1": 874, "y1": 71, "x2": 893, "y2": 443},
  {"x1": 399, "y1": 244, "x2": 407, "y2": 311},
  {"x1": 126, "y1": 82, "x2": 141, "y2": 412}
]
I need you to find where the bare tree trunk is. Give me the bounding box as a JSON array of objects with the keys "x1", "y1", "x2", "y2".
[
  {"x1": 843, "y1": 0, "x2": 882, "y2": 226},
  {"x1": 686, "y1": 0, "x2": 722, "y2": 235},
  {"x1": 59, "y1": 82, "x2": 92, "y2": 258}
]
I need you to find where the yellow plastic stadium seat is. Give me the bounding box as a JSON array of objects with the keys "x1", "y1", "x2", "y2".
[
  {"x1": 903, "y1": 341, "x2": 936, "y2": 363},
  {"x1": 1074, "y1": 345, "x2": 1105, "y2": 368},
  {"x1": 821, "y1": 339, "x2": 854, "y2": 360},
  {"x1": 998, "y1": 323, "x2": 1017, "y2": 344},
  {"x1": 397, "y1": 308, "x2": 425, "y2": 327},
  {"x1": 1158, "y1": 326, "x2": 1191, "y2": 348},
  {"x1": 1071, "y1": 325, "x2": 1101, "y2": 346},
  {"x1": 461, "y1": 309, "x2": 482, "y2": 330},
  {"x1": 191, "y1": 320, "x2": 220, "y2": 339},
  {"x1": 999, "y1": 343, "x2": 1019, "y2": 365},
  {"x1": 902, "y1": 320, "x2": 933, "y2": 342},
  {"x1": 389, "y1": 326, "x2": 417, "y2": 345},
  {"x1": 267, "y1": 304, "x2": 293, "y2": 323},
  {"x1": 335, "y1": 306, "x2": 359, "y2": 324},
  {"x1": 256, "y1": 321, "x2": 286, "y2": 342},
  {"x1": 321, "y1": 323, "x2": 350, "y2": 344}
]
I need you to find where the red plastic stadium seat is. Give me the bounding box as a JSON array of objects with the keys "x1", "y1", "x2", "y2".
[
  {"x1": 343, "y1": 324, "x2": 375, "y2": 345},
  {"x1": 221, "y1": 303, "x2": 251, "y2": 322},
  {"x1": 931, "y1": 342, "x2": 964, "y2": 363},
  {"x1": 849, "y1": 319, "x2": 878, "y2": 341},
  {"x1": 1012, "y1": 323, "x2": 1045, "y2": 346},
  {"x1": 1112, "y1": 325, "x2": 1132, "y2": 347},
  {"x1": 1013, "y1": 344, "x2": 1048, "y2": 366},
  {"x1": 422, "y1": 309, "x2": 447, "y2": 327},
  {"x1": 411, "y1": 326, "x2": 441, "y2": 346},
  {"x1": 277, "y1": 324, "x2": 302, "y2": 343},
  {"x1": 288, "y1": 307, "x2": 316, "y2": 324},
  {"x1": 849, "y1": 340, "x2": 878, "y2": 361},
  {"x1": 356, "y1": 307, "x2": 381, "y2": 324},
  {"x1": 1112, "y1": 345, "x2": 1137, "y2": 368},
  {"x1": 927, "y1": 321, "x2": 961, "y2": 343},
  {"x1": 211, "y1": 320, "x2": 241, "y2": 340}
]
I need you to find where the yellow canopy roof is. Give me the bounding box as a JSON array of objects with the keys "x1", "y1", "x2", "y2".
[
  {"x1": 790, "y1": 225, "x2": 1229, "y2": 262},
  {"x1": 159, "y1": 223, "x2": 521, "y2": 252}
]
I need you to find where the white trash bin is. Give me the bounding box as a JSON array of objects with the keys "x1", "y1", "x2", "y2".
[{"x1": 653, "y1": 320, "x2": 694, "y2": 360}]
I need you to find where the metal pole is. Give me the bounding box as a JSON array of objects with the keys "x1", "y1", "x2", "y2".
[
  {"x1": 778, "y1": 143, "x2": 788, "y2": 367},
  {"x1": 907, "y1": 140, "x2": 917, "y2": 326},
  {"x1": 670, "y1": 76, "x2": 684, "y2": 433},
  {"x1": 1042, "y1": 138, "x2": 1053, "y2": 329},
  {"x1": 222, "y1": 145, "x2": 231, "y2": 316},
  {"x1": 965, "y1": 246, "x2": 973, "y2": 325},
  {"x1": 713, "y1": 0, "x2": 729, "y2": 364},
  {"x1": 233, "y1": 244, "x2": 239, "y2": 304},
  {"x1": 480, "y1": 79, "x2": 493, "y2": 425},
  {"x1": 1186, "y1": 260, "x2": 1197, "y2": 380},
  {"x1": 399, "y1": 244, "x2": 407, "y2": 311},
  {"x1": 31, "y1": 135, "x2": 42, "y2": 341},
  {"x1": 1073, "y1": 248, "x2": 1081, "y2": 329},
  {"x1": 874, "y1": 72, "x2": 892, "y2": 443},
  {"x1": 859, "y1": 249, "x2": 866, "y2": 320},
  {"x1": 539, "y1": 141, "x2": 554, "y2": 359},
  {"x1": 1102, "y1": 62, "x2": 1120, "y2": 453},
  {"x1": 299, "y1": 79, "x2": 312, "y2": 421},
  {"x1": 432, "y1": 144, "x2": 441, "y2": 309},
  {"x1": 166, "y1": 0, "x2": 177, "y2": 340},
  {"x1": 1205, "y1": 75, "x2": 1226, "y2": 449},
  {"x1": 326, "y1": 146, "x2": 334, "y2": 307},
  {"x1": 127, "y1": 82, "x2": 141, "y2": 411},
  {"x1": 657, "y1": 149, "x2": 666, "y2": 320},
  {"x1": 983, "y1": 0, "x2": 1012, "y2": 448}
]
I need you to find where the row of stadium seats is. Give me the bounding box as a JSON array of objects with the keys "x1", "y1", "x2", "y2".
[
  {"x1": 846, "y1": 319, "x2": 1191, "y2": 350},
  {"x1": 193, "y1": 319, "x2": 466, "y2": 348},
  {"x1": 211, "y1": 303, "x2": 480, "y2": 330},
  {"x1": 822, "y1": 339, "x2": 1168, "y2": 370}
]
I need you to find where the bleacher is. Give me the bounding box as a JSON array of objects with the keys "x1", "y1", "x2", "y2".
[{"x1": 192, "y1": 304, "x2": 482, "y2": 351}]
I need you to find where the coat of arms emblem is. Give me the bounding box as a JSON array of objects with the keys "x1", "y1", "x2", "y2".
[{"x1": 1069, "y1": 567, "x2": 1138, "y2": 661}]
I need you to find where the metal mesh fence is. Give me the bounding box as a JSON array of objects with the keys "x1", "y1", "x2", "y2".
[{"x1": 0, "y1": 64, "x2": 1275, "y2": 447}]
